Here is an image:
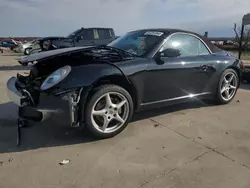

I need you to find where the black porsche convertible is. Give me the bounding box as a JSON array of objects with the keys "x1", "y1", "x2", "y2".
[{"x1": 7, "y1": 28, "x2": 244, "y2": 139}]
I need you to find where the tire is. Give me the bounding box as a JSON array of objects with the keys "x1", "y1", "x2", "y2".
[
  {"x1": 24, "y1": 48, "x2": 30, "y2": 55},
  {"x1": 215, "y1": 68, "x2": 239, "y2": 104},
  {"x1": 83, "y1": 85, "x2": 134, "y2": 139}
]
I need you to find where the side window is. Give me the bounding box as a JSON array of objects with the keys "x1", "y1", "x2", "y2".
[
  {"x1": 109, "y1": 29, "x2": 114, "y2": 37},
  {"x1": 97, "y1": 29, "x2": 112, "y2": 39},
  {"x1": 76, "y1": 29, "x2": 94, "y2": 40},
  {"x1": 83, "y1": 29, "x2": 94, "y2": 40},
  {"x1": 162, "y1": 33, "x2": 210, "y2": 57},
  {"x1": 93, "y1": 29, "x2": 99, "y2": 40},
  {"x1": 198, "y1": 40, "x2": 210, "y2": 55}
]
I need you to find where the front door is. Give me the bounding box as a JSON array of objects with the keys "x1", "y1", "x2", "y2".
[
  {"x1": 93, "y1": 28, "x2": 114, "y2": 46},
  {"x1": 143, "y1": 33, "x2": 215, "y2": 105},
  {"x1": 74, "y1": 29, "x2": 95, "y2": 47}
]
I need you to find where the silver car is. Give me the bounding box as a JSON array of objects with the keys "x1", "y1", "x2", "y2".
[{"x1": 19, "y1": 39, "x2": 37, "y2": 55}]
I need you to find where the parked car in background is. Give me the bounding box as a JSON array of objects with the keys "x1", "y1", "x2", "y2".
[
  {"x1": 0, "y1": 41, "x2": 3, "y2": 53},
  {"x1": 0, "y1": 40, "x2": 17, "y2": 50},
  {"x1": 19, "y1": 39, "x2": 38, "y2": 55},
  {"x1": 29, "y1": 27, "x2": 117, "y2": 54},
  {"x1": 11, "y1": 39, "x2": 23, "y2": 46},
  {"x1": 8, "y1": 28, "x2": 243, "y2": 139}
]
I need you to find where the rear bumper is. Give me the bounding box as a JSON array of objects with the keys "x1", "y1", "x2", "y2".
[{"x1": 7, "y1": 76, "x2": 73, "y2": 126}]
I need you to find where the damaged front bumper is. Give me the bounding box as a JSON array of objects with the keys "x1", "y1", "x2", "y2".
[
  {"x1": 7, "y1": 77, "x2": 22, "y2": 106},
  {"x1": 7, "y1": 76, "x2": 80, "y2": 127}
]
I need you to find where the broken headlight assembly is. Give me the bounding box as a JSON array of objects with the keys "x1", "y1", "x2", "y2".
[{"x1": 40, "y1": 65, "x2": 71, "y2": 91}]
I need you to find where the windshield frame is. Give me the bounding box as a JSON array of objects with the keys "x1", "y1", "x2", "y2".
[{"x1": 107, "y1": 30, "x2": 166, "y2": 58}]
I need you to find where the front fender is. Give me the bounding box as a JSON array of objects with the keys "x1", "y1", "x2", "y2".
[{"x1": 56, "y1": 63, "x2": 127, "y2": 91}]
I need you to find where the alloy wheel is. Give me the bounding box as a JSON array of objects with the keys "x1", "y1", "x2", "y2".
[
  {"x1": 25, "y1": 48, "x2": 30, "y2": 55},
  {"x1": 91, "y1": 92, "x2": 129, "y2": 133},
  {"x1": 220, "y1": 72, "x2": 237, "y2": 101}
]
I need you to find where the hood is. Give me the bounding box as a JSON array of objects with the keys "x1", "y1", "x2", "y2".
[{"x1": 18, "y1": 46, "x2": 94, "y2": 65}]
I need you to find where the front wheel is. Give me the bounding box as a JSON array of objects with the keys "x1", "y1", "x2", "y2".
[
  {"x1": 24, "y1": 48, "x2": 31, "y2": 55},
  {"x1": 216, "y1": 68, "x2": 239, "y2": 104},
  {"x1": 83, "y1": 85, "x2": 134, "y2": 139}
]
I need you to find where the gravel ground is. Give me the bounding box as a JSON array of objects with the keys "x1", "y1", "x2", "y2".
[{"x1": 0, "y1": 53, "x2": 250, "y2": 188}]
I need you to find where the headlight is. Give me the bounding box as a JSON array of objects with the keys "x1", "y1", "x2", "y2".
[{"x1": 40, "y1": 65, "x2": 71, "y2": 91}]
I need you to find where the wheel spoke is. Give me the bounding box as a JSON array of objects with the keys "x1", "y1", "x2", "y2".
[
  {"x1": 228, "y1": 74, "x2": 234, "y2": 83},
  {"x1": 115, "y1": 114, "x2": 125, "y2": 124},
  {"x1": 225, "y1": 90, "x2": 230, "y2": 98},
  {"x1": 102, "y1": 117, "x2": 110, "y2": 132},
  {"x1": 92, "y1": 109, "x2": 106, "y2": 116},
  {"x1": 224, "y1": 77, "x2": 228, "y2": 84},
  {"x1": 105, "y1": 93, "x2": 113, "y2": 107},
  {"x1": 221, "y1": 87, "x2": 226, "y2": 94},
  {"x1": 229, "y1": 85, "x2": 236, "y2": 90},
  {"x1": 116, "y1": 100, "x2": 127, "y2": 109}
]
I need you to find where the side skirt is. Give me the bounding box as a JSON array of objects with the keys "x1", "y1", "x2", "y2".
[{"x1": 138, "y1": 92, "x2": 212, "y2": 112}]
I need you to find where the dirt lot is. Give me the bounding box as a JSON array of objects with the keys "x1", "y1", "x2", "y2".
[{"x1": 1, "y1": 53, "x2": 250, "y2": 188}]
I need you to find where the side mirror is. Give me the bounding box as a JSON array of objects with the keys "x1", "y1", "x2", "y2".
[
  {"x1": 154, "y1": 48, "x2": 181, "y2": 64},
  {"x1": 160, "y1": 48, "x2": 181, "y2": 58},
  {"x1": 75, "y1": 35, "x2": 83, "y2": 42}
]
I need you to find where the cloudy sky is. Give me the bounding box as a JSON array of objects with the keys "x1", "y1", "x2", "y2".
[{"x1": 0, "y1": 0, "x2": 249, "y2": 37}]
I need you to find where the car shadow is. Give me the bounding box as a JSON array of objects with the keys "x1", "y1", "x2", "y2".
[
  {"x1": 132, "y1": 99, "x2": 213, "y2": 122},
  {"x1": 0, "y1": 99, "x2": 213, "y2": 154},
  {"x1": 0, "y1": 65, "x2": 31, "y2": 71},
  {"x1": 240, "y1": 83, "x2": 250, "y2": 90}
]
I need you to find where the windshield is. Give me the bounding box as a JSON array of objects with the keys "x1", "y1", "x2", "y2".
[
  {"x1": 67, "y1": 28, "x2": 81, "y2": 38},
  {"x1": 107, "y1": 30, "x2": 164, "y2": 57}
]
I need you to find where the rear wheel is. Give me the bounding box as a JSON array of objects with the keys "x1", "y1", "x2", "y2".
[
  {"x1": 84, "y1": 85, "x2": 134, "y2": 138},
  {"x1": 216, "y1": 69, "x2": 238, "y2": 104}
]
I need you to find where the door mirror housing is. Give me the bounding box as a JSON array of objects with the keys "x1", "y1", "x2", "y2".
[
  {"x1": 75, "y1": 35, "x2": 83, "y2": 42},
  {"x1": 154, "y1": 48, "x2": 181, "y2": 64},
  {"x1": 160, "y1": 48, "x2": 181, "y2": 58}
]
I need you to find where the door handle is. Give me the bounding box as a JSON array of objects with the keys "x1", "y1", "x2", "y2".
[
  {"x1": 197, "y1": 64, "x2": 215, "y2": 71},
  {"x1": 198, "y1": 64, "x2": 208, "y2": 71}
]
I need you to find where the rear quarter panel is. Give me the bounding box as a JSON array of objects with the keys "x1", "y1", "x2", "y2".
[
  {"x1": 203, "y1": 52, "x2": 243, "y2": 92},
  {"x1": 209, "y1": 52, "x2": 242, "y2": 75}
]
